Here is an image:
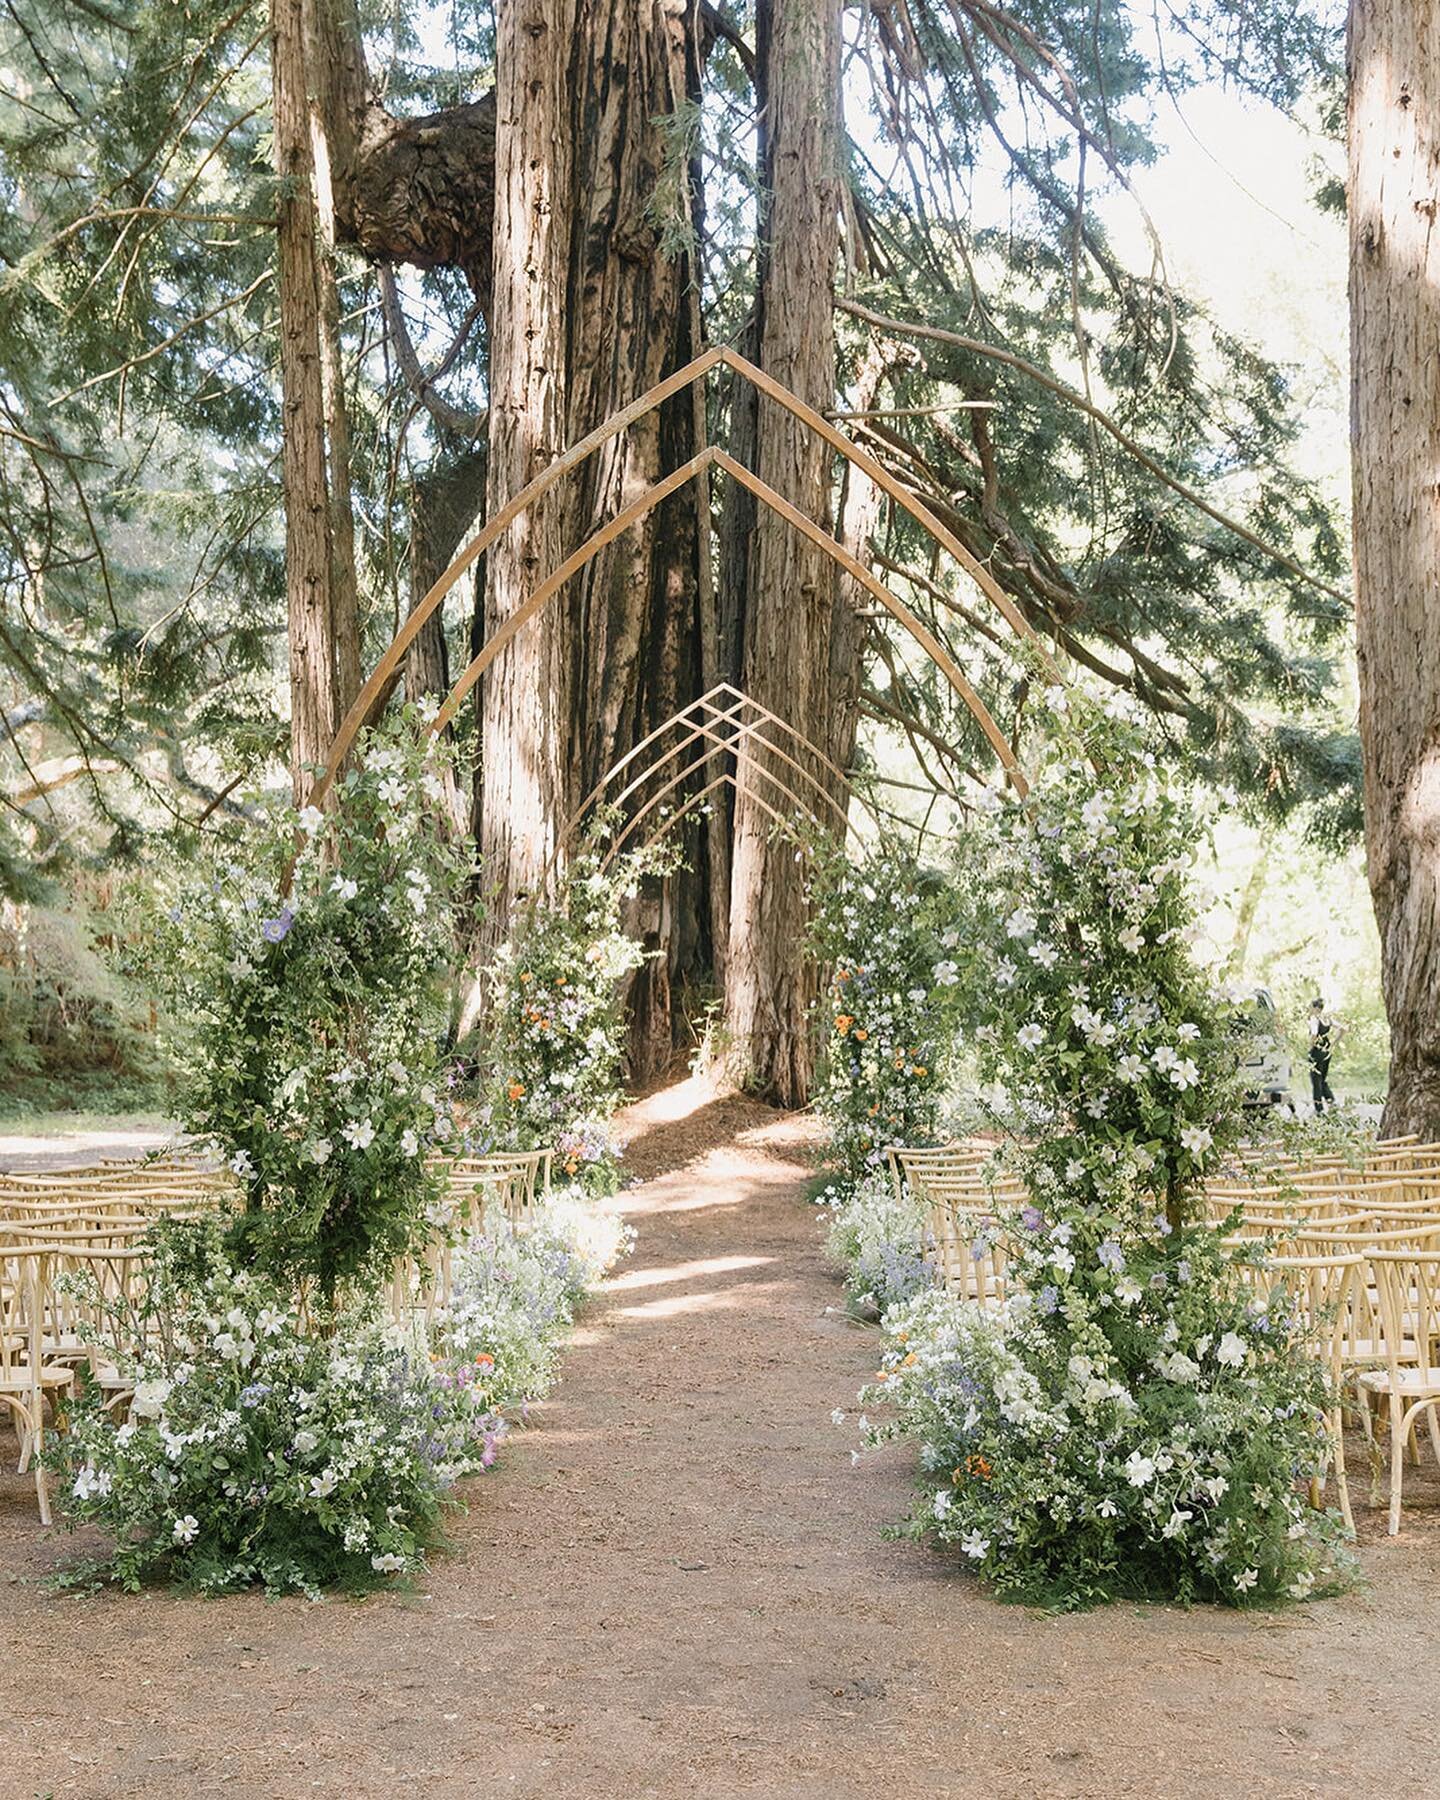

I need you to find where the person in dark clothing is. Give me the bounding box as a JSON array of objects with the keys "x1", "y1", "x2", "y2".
[{"x1": 1308, "y1": 998, "x2": 1337, "y2": 1115}]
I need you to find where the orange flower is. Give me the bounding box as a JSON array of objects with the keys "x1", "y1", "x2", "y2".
[
  {"x1": 834, "y1": 1014, "x2": 854, "y2": 1035},
  {"x1": 854, "y1": 1028, "x2": 869, "y2": 1042},
  {"x1": 966, "y1": 1453, "x2": 992, "y2": 1481},
  {"x1": 475, "y1": 1353, "x2": 495, "y2": 1370},
  {"x1": 836, "y1": 967, "x2": 851, "y2": 983},
  {"x1": 902, "y1": 1352, "x2": 917, "y2": 1367},
  {"x1": 519, "y1": 971, "x2": 533, "y2": 985},
  {"x1": 507, "y1": 1080, "x2": 526, "y2": 1101}
]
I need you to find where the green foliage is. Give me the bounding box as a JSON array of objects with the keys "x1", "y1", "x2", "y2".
[
  {"x1": 127, "y1": 713, "x2": 470, "y2": 1295},
  {"x1": 54, "y1": 1226, "x2": 485, "y2": 1597},
  {"x1": 465, "y1": 851, "x2": 659, "y2": 1189},
  {"x1": 807, "y1": 841, "x2": 969, "y2": 1197},
  {"x1": 855, "y1": 696, "x2": 1355, "y2": 1606}
]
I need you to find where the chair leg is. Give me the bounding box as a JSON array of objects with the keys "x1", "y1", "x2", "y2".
[
  {"x1": 1332, "y1": 1405, "x2": 1354, "y2": 1535},
  {"x1": 32, "y1": 1404, "x2": 50, "y2": 1527},
  {"x1": 1389, "y1": 1399, "x2": 1406, "y2": 1536}
]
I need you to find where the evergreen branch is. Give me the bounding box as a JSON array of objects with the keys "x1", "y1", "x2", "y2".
[
  {"x1": 50, "y1": 270, "x2": 273, "y2": 405},
  {"x1": 837, "y1": 297, "x2": 1348, "y2": 606}
]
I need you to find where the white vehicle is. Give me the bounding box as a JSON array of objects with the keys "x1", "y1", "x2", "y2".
[{"x1": 1235, "y1": 987, "x2": 1292, "y2": 1109}]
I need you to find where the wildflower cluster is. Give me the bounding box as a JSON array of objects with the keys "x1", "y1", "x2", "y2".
[
  {"x1": 468, "y1": 853, "x2": 656, "y2": 1190},
  {"x1": 130, "y1": 710, "x2": 469, "y2": 1294},
  {"x1": 429, "y1": 1191, "x2": 634, "y2": 1410},
  {"x1": 822, "y1": 1171, "x2": 932, "y2": 1316},
  {"x1": 807, "y1": 845, "x2": 968, "y2": 1198},
  {"x1": 853, "y1": 698, "x2": 1354, "y2": 1607},
  {"x1": 56, "y1": 1238, "x2": 488, "y2": 1595}
]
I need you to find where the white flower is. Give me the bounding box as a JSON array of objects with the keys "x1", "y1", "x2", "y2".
[
  {"x1": 293, "y1": 1428, "x2": 320, "y2": 1456},
  {"x1": 1116, "y1": 1053, "x2": 1145, "y2": 1084},
  {"x1": 1117, "y1": 925, "x2": 1144, "y2": 955},
  {"x1": 172, "y1": 1514, "x2": 200, "y2": 1545},
  {"x1": 993, "y1": 956, "x2": 1017, "y2": 988},
  {"x1": 830, "y1": 1409, "x2": 847, "y2": 1427},
  {"x1": 1288, "y1": 1571, "x2": 1314, "y2": 1599},
  {"x1": 341, "y1": 1118, "x2": 376, "y2": 1151},
  {"x1": 1216, "y1": 1331, "x2": 1247, "y2": 1368},
  {"x1": 1115, "y1": 1276, "x2": 1143, "y2": 1307},
  {"x1": 1179, "y1": 1124, "x2": 1213, "y2": 1155},
  {"x1": 370, "y1": 1552, "x2": 407, "y2": 1574},
  {"x1": 1005, "y1": 906, "x2": 1037, "y2": 940},
  {"x1": 228, "y1": 1149, "x2": 255, "y2": 1179},
  {"x1": 308, "y1": 1137, "x2": 333, "y2": 1165},
  {"x1": 377, "y1": 774, "x2": 407, "y2": 807},
  {"x1": 1123, "y1": 1450, "x2": 1157, "y2": 1487},
  {"x1": 1169, "y1": 1057, "x2": 1200, "y2": 1091},
  {"x1": 960, "y1": 1531, "x2": 990, "y2": 1560},
  {"x1": 933, "y1": 1488, "x2": 953, "y2": 1518},
  {"x1": 1151, "y1": 1045, "x2": 1179, "y2": 1073},
  {"x1": 1050, "y1": 1246, "x2": 1076, "y2": 1275},
  {"x1": 309, "y1": 1469, "x2": 339, "y2": 1499},
  {"x1": 1097, "y1": 1497, "x2": 1119, "y2": 1519},
  {"x1": 331, "y1": 874, "x2": 359, "y2": 902},
  {"x1": 1162, "y1": 1509, "x2": 1192, "y2": 1539},
  {"x1": 1234, "y1": 1568, "x2": 1258, "y2": 1593},
  {"x1": 297, "y1": 805, "x2": 325, "y2": 835},
  {"x1": 932, "y1": 960, "x2": 959, "y2": 986},
  {"x1": 1029, "y1": 941, "x2": 1059, "y2": 969},
  {"x1": 400, "y1": 1128, "x2": 420, "y2": 1159},
  {"x1": 132, "y1": 1377, "x2": 172, "y2": 1419},
  {"x1": 71, "y1": 1465, "x2": 113, "y2": 1501},
  {"x1": 1016, "y1": 1023, "x2": 1045, "y2": 1052}
]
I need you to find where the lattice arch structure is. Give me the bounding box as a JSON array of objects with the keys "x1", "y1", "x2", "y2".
[{"x1": 303, "y1": 346, "x2": 1051, "y2": 833}]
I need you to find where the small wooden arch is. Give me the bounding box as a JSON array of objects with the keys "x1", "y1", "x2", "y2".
[
  {"x1": 545, "y1": 683, "x2": 882, "y2": 887},
  {"x1": 303, "y1": 345, "x2": 1049, "y2": 820}
]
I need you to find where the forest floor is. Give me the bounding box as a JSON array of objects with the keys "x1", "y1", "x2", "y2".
[{"x1": 3, "y1": 1077, "x2": 1440, "y2": 1798}]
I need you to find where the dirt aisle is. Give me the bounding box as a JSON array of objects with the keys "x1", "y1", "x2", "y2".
[{"x1": 4, "y1": 1083, "x2": 1439, "y2": 1798}]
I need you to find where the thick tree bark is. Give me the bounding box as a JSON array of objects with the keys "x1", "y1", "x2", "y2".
[
  {"x1": 272, "y1": 0, "x2": 341, "y2": 798},
  {"x1": 478, "y1": 0, "x2": 708, "y2": 1071},
  {"x1": 725, "y1": 0, "x2": 843, "y2": 1104},
  {"x1": 1350, "y1": 0, "x2": 1440, "y2": 1134}
]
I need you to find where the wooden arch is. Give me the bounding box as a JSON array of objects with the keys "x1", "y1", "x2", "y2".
[{"x1": 304, "y1": 346, "x2": 1050, "y2": 820}]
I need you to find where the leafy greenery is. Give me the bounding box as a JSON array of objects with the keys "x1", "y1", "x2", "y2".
[{"x1": 127, "y1": 712, "x2": 469, "y2": 1295}]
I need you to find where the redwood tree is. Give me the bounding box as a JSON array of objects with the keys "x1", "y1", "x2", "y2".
[
  {"x1": 1350, "y1": 0, "x2": 1440, "y2": 1132},
  {"x1": 724, "y1": 0, "x2": 845, "y2": 1104}
]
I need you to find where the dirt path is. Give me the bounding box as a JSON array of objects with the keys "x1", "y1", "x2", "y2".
[{"x1": 4, "y1": 1081, "x2": 1439, "y2": 1798}]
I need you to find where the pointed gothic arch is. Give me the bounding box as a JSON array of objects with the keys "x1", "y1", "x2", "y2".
[{"x1": 302, "y1": 345, "x2": 1049, "y2": 823}]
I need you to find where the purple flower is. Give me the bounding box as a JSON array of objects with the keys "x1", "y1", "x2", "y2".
[
  {"x1": 1038, "y1": 1284, "x2": 1059, "y2": 1315},
  {"x1": 1020, "y1": 1205, "x2": 1044, "y2": 1233},
  {"x1": 1149, "y1": 1270, "x2": 1169, "y2": 1292},
  {"x1": 261, "y1": 905, "x2": 295, "y2": 944},
  {"x1": 1098, "y1": 1240, "x2": 1125, "y2": 1273}
]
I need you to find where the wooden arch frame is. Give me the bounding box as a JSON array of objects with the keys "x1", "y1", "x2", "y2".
[
  {"x1": 304, "y1": 345, "x2": 1051, "y2": 820},
  {"x1": 540, "y1": 682, "x2": 883, "y2": 890}
]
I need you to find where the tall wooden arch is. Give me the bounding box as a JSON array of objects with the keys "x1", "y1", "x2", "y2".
[{"x1": 303, "y1": 345, "x2": 1050, "y2": 822}]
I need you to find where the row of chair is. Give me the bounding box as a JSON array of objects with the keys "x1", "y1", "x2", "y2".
[
  {"x1": 0, "y1": 1146, "x2": 558, "y2": 1523},
  {"x1": 885, "y1": 1136, "x2": 1440, "y2": 1534}
]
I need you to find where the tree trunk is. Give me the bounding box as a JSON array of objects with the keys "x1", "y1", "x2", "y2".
[
  {"x1": 1350, "y1": 0, "x2": 1440, "y2": 1134},
  {"x1": 725, "y1": 0, "x2": 843, "y2": 1105},
  {"x1": 478, "y1": 0, "x2": 708, "y2": 1068}
]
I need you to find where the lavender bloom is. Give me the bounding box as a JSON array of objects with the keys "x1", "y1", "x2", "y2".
[
  {"x1": 1038, "y1": 1284, "x2": 1060, "y2": 1315},
  {"x1": 261, "y1": 905, "x2": 295, "y2": 944},
  {"x1": 1097, "y1": 1240, "x2": 1125, "y2": 1273},
  {"x1": 1020, "y1": 1205, "x2": 1044, "y2": 1233}
]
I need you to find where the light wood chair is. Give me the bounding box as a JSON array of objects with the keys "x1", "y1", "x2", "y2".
[
  {"x1": 0, "y1": 1248, "x2": 74, "y2": 1523},
  {"x1": 1358, "y1": 1250, "x2": 1440, "y2": 1534}
]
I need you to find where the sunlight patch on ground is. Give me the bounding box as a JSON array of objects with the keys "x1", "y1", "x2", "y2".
[
  {"x1": 613, "y1": 1286, "x2": 782, "y2": 1321},
  {"x1": 605, "y1": 1254, "x2": 773, "y2": 1293}
]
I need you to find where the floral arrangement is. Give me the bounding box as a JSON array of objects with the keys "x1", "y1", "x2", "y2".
[
  {"x1": 807, "y1": 845, "x2": 968, "y2": 1199},
  {"x1": 821, "y1": 1170, "x2": 932, "y2": 1316},
  {"x1": 56, "y1": 1231, "x2": 496, "y2": 1595},
  {"x1": 466, "y1": 852, "x2": 657, "y2": 1191},
  {"x1": 850, "y1": 697, "x2": 1354, "y2": 1607},
  {"x1": 130, "y1": 709, "x2": 469, "y2": 1295},
  {"x1": 429, "y1": 1191, "x2": 633, "y2": 1411}
]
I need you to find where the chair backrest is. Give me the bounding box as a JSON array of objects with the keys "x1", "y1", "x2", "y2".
[
  {"x1": 1368, "y1": 1251, "x2": 1440, "y2": 1387},
  {"x1": 0, "y1": 1246, "x2": 50, "y2": 1385}
]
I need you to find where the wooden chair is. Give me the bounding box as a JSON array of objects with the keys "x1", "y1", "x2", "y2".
[
  {"x1": 0, "y1": 1248, "x2": 74, "y2": 1523},
  {"x1": 1356, "y1": 1251, "x2": 1440, "y2": 1533}
]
